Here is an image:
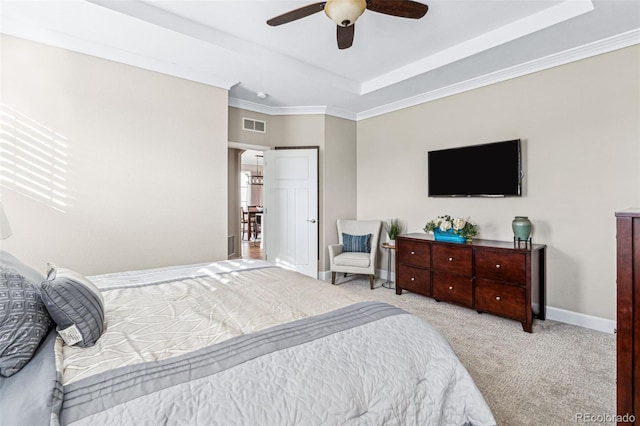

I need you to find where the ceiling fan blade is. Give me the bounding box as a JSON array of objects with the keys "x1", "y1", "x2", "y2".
[
  {"x1": 267, "y1": 2, "x2": 326, "y2": 26},
  {"x1": 337, "y1": 24, "x2": 355, "y2": 50},
  {"x1": 366, "y1": 0, "x2": 428, "y2": 19}
]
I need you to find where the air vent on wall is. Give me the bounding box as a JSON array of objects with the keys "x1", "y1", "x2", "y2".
[
  {"x1": 243, "y1": 117, "x2": 266, "y2": 133},
  {"x1": 228, "y1": 234, "x2": 235, "y2": 257}
]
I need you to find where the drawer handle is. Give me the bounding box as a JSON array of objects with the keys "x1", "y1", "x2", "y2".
[
  {"x1": 448, "y1": 257, "x2": 453, "y2": 262},
  {"x1": 448, "y1": 286, "x2": 454, "y2": 290},
  {"x1": 411, "y1": 277, "x2": 415, "y2": 281},
  {"x1": 495, "y1": 264, "x2": 501, "y2": 269},
  {"x1": 411, "y1": 251, "x2": 415, "y2": 255},
  {"x1": 495, "y1": 296, "x2": 501, "y2": 301}
]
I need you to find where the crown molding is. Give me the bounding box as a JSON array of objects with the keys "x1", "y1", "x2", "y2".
[
  {"x1": 228, "y1": 98, "x2": 282, "y2": 116},
  {"x1": 229, "y1": 98, "x2": 357, "y2": 121},
  {"x1": 356, "y1": 28, "x2": 640, "y2": 121},
  {"x1": 324, "y1": 107, "x2": 358, "y2": 121}
]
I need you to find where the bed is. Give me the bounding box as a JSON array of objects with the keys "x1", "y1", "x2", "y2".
[{"x1": 0, "y1": 255, "x2": 496, "y2": 425}]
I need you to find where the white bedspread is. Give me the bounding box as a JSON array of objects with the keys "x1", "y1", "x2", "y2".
[
  {"x1": 50, "y1": 260, "x2": 496, "y2": 426},
  {"x1": 63, "y1": 261, "x2": 360, "y2": 384}
]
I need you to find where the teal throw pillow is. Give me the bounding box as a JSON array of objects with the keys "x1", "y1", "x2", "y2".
[{"x1": 342, "y1": 233, "x2": 372, "y2": 253}]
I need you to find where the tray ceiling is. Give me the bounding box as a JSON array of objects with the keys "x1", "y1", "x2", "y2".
[{"x1": 1, "y1": 0, "x2": 638, "y2": 120}]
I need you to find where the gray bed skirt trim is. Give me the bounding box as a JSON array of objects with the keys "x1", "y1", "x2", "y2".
[{"x1": 61, "y1": 301, "x2": 406, "y2": 424}]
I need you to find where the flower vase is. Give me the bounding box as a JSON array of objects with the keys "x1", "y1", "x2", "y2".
[
  {"x1": 433, "y1": 229, "x2": 466, "y2": 243},
  {"x1": 512, "y1": 216, "x2": 532, "y2": 241}
]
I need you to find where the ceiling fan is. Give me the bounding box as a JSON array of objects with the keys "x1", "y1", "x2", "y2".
[{"x1": 267, "y1": 0, "x2": 429, "y2": 50}]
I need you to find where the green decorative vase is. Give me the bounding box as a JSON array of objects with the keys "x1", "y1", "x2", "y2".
[{"x1": 512, "y1": 216, "x2": 532, "y2": 241}]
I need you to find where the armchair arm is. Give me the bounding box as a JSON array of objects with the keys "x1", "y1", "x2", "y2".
[
  {"x1": 369, "y1": 245, "x2": 378, "y2": 261},
  {"x1": 328, "y1": 244, "x2": 343, "y2": 261}
]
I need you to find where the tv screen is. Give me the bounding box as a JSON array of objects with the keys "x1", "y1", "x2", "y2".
[{"x1": 428, "y1": 139, "x2": 522, "y2": 197}]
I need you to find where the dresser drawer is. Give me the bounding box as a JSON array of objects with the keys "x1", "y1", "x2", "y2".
[
  {"x1": 475, "y1": 279, "x2": 526, "y2": 321},
  {"x1": 432, "y1": 271, "x2": 473, "y2": 307},
  {"x1": 475, "y1": 250, "x2": 526, "y2": 285},
  {"x1": 397, "y1": 239, "x2": 430, "y2": 268},
  {"x1": 432, "y1": 245, "x2": 472, "y2": 276},
  {"x1": 397, "y1": 265, "x2": 431, "y2": 296}
]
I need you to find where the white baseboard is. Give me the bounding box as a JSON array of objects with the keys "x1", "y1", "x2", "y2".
[
  {"x1": 545, "y1": 306, "x2": 616, "y2": 334},
  {"x1": 320, "y1": 269, "x2": 616, "y2": 334}
]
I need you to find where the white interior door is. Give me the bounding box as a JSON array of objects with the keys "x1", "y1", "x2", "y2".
[{"x1": 264, "y1": 148, "x2": 318, "y2": 278}]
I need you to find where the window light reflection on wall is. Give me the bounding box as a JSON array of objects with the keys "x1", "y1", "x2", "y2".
[{"x1": 0, "y1": 104, "x2": 69, "y2": 212}]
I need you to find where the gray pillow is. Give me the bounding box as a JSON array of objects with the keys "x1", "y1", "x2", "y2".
[
  {"x1": 0, "y1": 266, "x2": 53, "y2": 377},
  {"x1": 40, "y1": 265, "x2": 105, "y2": 348},
  {"x1": 0, "y1": 250, "x2": 45, "y2": 287}
]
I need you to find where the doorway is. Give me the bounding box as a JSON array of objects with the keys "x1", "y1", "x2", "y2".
[
  {"x1": 227, "y1": 143, "x2": 319, "y2": 276},
  {"x1": 240, "y1": 149, "x2": 264, "y2": 260}
]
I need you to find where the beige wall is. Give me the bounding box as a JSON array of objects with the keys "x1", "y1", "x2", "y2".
[
  {"x1": 357, "y1": 46, "x2": 640, "y2": 320},
  {"x1": 228, "y1": 148, "x2": 242, "y2": 258},
  {"x1": 0, "y1": 35, "x2": 229, "y2": 275},
  {"x1": 323, "y1": 116, "x2": 357, "y2": 271},
  {"x1": 271, "y1": 115, "x2": 325, "y2": 148}
]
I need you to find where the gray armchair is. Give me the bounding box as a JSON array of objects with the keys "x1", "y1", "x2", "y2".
[{"x1": 328, "y1": 219, "x2": 382, "y2": 289}]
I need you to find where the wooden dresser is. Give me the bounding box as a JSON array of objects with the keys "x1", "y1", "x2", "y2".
[
  {"x1": 395, "y1": 233, "x2": 546, "y2": 332},
  {"x1": 616, "y1": 209, "x2": 640, "y2": 424}
]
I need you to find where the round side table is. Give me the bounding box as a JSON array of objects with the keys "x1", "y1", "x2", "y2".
[{"x1": 381, "y1": 242, "x2": 396, "y2": 289}]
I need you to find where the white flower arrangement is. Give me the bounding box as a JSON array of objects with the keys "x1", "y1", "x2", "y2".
[{"x1": 423, "y1": 215, "x2": 478, "y2": 240}]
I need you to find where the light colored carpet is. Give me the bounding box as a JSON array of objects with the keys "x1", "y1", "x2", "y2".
[{"x1": 330, "y1": 276, "x2": 615, "y2": 426}]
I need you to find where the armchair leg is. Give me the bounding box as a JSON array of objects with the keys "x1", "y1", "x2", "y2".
[
  {"x1": 331, "y1": 272, "x2": 336, "y2": 285},
  {"x1": 369, "y1": 275, "x2": 374, "y2": 290}
]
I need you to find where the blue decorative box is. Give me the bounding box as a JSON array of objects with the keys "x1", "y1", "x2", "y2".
[{"x1": 433, "y1": 229, "x2": 466, "y2": 243}]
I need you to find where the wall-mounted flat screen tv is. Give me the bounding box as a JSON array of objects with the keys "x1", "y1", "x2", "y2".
[{"x1": 428, "y1": 139, "x2": 522, "y2": 197}]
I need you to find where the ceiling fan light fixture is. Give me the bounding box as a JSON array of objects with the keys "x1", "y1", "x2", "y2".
[{"x1": 324, "y1": 0, "x2": 366, "y2": 27}]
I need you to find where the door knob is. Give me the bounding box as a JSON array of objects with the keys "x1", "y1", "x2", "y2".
[{"x1": 306, "y1": 219, "x2": 317, "y2": 223}]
